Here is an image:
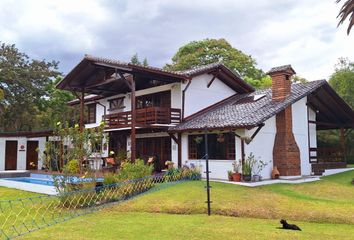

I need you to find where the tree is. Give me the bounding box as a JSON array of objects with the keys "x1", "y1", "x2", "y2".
[
  {"x1": 130, "y1": 54, "x2": 149, "y2": 67},
  {"x1": 165, "y1": 38, "x2": 265, "y2": 87},
  {"x1": 329, "y1": 58, "x2": 354, "y2": 107},
  {"x1": 292, "y1": 75, "x2": 308, "y2": 84},
  {"x1": 337, "y1": 0, "x2": 354, "y2": 35},
  {"x1": 38, "y1": 77, "x2": 78, "y2": 128},
  {"x1": 130, "y1": 53, "x2": 141, "y2": 65},
  {"x1": 0, "y1": 42, "x2": 60, "y2": 131}
]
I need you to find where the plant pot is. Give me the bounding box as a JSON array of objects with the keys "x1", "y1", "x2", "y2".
[
  {"x1": 228, "y1": 175, "x2": 233, "y2": 181},
  {"x1": 232, "y1": 173, "x2": 241, "y2": 182},
  {"x1": 271, "y1": 166, "x2": 280, "y2": 179},
  {"x1": 253, "y1": 175, "x2": 261, "y2": 182},
  {"x1": 242, "y1": 174, "x2": 252, "y2": 182}
]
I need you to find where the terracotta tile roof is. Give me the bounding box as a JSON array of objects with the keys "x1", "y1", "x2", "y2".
[{"x1": 169, "y1": 80, "x2": 327, "y2": 131}]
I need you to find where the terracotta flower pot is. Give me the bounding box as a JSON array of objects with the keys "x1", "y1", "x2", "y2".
[
  {"x1": 232, "y1": 173, "x2": 241, "y2": 182},
  {"x1": 272, "y1": 166, "x2": 280, "y2": 179}
]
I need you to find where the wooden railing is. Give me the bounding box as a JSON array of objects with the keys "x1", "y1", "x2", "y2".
[
  {"x1": 104, "y1": 107, "x2": 181, "y2": 129},
  {"x1": 309, "y1": 147, "x2": 345, "y2": 163}
]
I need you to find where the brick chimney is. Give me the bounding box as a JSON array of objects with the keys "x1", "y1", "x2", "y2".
[
  {"x1": 267, "y1": 65, "x2": 296, "y2": 101},
  {"x1": 268, "y1": 65, "x2": 301, "y2": 176}
]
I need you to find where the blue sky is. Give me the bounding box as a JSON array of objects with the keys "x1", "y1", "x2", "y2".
[{"x1": 0, "y1": 0, "x2": 353, "y2": 80}]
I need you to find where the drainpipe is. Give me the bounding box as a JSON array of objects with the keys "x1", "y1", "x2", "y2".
[{"x1": 181, "y1": 79, "x2": 192, "y2": 120}]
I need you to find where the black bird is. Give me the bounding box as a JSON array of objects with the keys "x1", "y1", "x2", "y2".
[{"x1": 280, "y1": 219, "x2": 302, "y2": 231}]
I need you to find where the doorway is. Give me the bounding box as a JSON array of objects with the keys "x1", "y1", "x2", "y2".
[
  {"x1": 26, "y1": 141, "x2": 39, "y2": 170},
  {"x1": 5, "y1": 141, "x2": 18, "y2": 170}
]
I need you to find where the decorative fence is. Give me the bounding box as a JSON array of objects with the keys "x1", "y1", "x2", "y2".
[{"x1": 0, "y1": 171, "x2": 198, "y2": 240}]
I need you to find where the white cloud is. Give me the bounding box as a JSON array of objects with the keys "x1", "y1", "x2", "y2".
[{"x1": 0, "y1": 0, "x2": 352, "y2": 80}]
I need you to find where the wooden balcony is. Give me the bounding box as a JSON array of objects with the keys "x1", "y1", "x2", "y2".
[{"x1": 104, "y1": 107, "x2": 181, "y2": 129}]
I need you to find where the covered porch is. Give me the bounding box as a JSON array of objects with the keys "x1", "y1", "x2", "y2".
[{"x1": 307, "y1": 83, "x2": 354, "y2": 175}]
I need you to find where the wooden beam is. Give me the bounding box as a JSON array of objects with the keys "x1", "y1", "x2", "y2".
[
  {"x1": 308, "y1": 120, "x2": 339, "y2": 127},
  {"x1": 250, "y1": 123, "x2": 264, "y2": 141},
  {"x1": 80, "y1": 90, "x2": 85, "y2": 131},
  {"x1": 130, "y1": 75, "x2": 136, "y2": 162},
  {"x1": 207, "y1": 75, "x2": 217, "y2": 88},
  {"x1": 178, "y1": 133, "x2": 182, "y2": 167},
  {"x1": 168, "y1": 132, "x2": 179, "y2": 144},
  {"x1": 117, "y1": 71, "x2": 132, "y2": 90}
]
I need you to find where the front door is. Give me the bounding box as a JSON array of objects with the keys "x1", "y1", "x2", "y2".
[
  {"x1": 5, "y1": 141, "x2": 18, "y2": 170},
  {"x1": 136, "y1": 137, "x2": 171, "y2": 171},
  {"x1": 26, "y1": 141, "x2": 39, "y2": 170},
  {"x1": 109, "y1": 132, "x2": 127, "y2": 157}
]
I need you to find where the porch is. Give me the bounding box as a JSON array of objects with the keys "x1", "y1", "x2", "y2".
[{"x1": 310, "y1": 147, "x2": 347, "y2": 175}]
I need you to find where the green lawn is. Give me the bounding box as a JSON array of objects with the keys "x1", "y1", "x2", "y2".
[
  {"x1": 0, "y1": 170, "x2": 353, "y2": 239},
  {"x1": 0, "y1": 187, "x2": 40, "y2": 200},
  {"x1": 18, "y1": 212, "x2": 354, "y2": 240},
  {"x1": 116, "y1": 170, "x2": 354, "y2": 224}
]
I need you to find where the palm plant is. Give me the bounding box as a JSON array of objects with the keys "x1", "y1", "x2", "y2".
[{"x1": 337, "y1": 0, "x2": 354, "y2": 34}]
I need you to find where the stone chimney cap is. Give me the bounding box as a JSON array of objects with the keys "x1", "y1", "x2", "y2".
[{"x1": 267, "y1": 65, "x2": 296, "y2": 75}]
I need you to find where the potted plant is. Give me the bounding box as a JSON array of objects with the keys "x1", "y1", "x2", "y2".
[
  {"x1": 165, "y1": 161, "x2": 174, "y2": 169},
  {"x1": 227, "y1": 170, "x2": 233, "y2": 181},
  {"x1": 242, "y1": 153, "x2": 256, "y2": 182},
  {"x1": 231, "y1": 160, "x2": 242, "y2": 182},
  {"x1": 252, "y1": 159, "x2": 269, "y2": 182}
]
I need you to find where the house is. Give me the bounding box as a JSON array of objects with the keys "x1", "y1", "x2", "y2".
[
  {"x1": 0, "y1": 131, "x2": 50, "y2": 171},
  {"x1": 57, "y1": 55, "x2": 354, "y2": 180}
]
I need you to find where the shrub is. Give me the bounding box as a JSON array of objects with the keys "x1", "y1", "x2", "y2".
[
  {"x1": 115, "y1": 159, "x2": 153, "y2": 182},
  {"x1": 103, "y1": 173, "x2": 118, "y2": 186},
  {"x1": 63, "y1": 160, "x2": 79, "y2": 174}
]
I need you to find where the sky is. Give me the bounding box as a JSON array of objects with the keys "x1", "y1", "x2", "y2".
[{"x1": 0, "y1": 0, "x2": 353, "y2": 80}]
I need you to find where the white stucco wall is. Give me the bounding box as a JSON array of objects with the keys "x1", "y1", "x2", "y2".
[
  {"x1": 0, "y1": 136, "x2": 47, "y2": 171},
  {"x1": 183, "y1": 74, "x2": 235, "y2": 117},
  {"x1": 292, "y1": 97, "x2": 311, "y2": 176},
  {"x1": 244, "y1": 116, "x2": 276, "y2": 180}
]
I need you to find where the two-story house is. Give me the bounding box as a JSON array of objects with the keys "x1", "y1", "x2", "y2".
[{"x1": 57, "y1": 55, "x2": 354, "y2": 180}]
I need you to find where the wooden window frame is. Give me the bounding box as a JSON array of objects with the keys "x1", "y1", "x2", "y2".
[
  {"x1": 188, "y1": 133, "x2": 235, "y2": 160},
  {"x1": 108, "y1": 97, "x2": 125, "y2": 111},
  {"x1": 86, "y1": 103, "x2": 96, "y2": 124}
]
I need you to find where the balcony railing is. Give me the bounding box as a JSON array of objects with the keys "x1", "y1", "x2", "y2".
[{"x1": 104, "y1": 107, "x2": 181, "y2": 129}]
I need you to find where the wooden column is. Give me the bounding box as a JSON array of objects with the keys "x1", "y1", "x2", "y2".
[
  {"x1": 130, "y1": 76, "x2": 136, "y2": 162},
  {"x1": 340, "y1": 128, "x2": 346, "y2": 161},
  {"x1": 178, "y1": 133, "x2": 182, "y2": 167},
  {"x1": 79, "y1": 90, "x2": 85, "y2": 131}
]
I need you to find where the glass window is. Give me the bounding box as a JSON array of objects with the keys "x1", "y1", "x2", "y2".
[
  {"x1": 109, "y1": 97, "x2": 124, "y2": 111},
  {"x1": 86, "y1": 104, "x2": 96, "y2": 124},
  {"x1": 188, "y1": 133, "x2": 235, "y2": 160}
]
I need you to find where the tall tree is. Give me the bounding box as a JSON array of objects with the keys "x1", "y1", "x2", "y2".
[
  {"x1": 337, "y1": 0, "x2": 354, "y2": 34},
  {"x1": 130, "y1": 53, "x2": 141, "y2": 65},
  {"x1": 329, "y1": 58, "x2": 354, "y2": 107},
  {"x1": 0, "y1": 42, "x2": 60, "y2": 131},
  {"x1": 165, "y1": 38, "x2": 266, "y2": 88}
]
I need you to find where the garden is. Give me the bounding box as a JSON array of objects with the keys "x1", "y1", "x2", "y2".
[{"x1": 0, "y1": 169, "x2": 353, "y2": 240}]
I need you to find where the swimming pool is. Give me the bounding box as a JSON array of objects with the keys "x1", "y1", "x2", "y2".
[
  {"x1": 3, "y1": 173, "x2": 103, "y2": 187},
  {"x1": 4, "y1": 177, "x2": 54, "y2": 186}
]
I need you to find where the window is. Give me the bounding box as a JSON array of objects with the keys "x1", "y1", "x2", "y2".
[
  {"x1": 136, "y1": 91, "x2": 171, "y2": 109},
  {"x1": 109, "y1": 97, "x2": 124, "y2": 111},
  {"x1": 86, "y1": 103, "x2": 96, "y2": 124},
  {"x1": 188, "y1": 133, "x2": 235, "y2": 160}
]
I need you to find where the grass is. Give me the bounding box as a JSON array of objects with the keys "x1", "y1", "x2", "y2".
[
  {"x1": 0, "y1": 187, "x2": 40, "y2": 200},
  {"x1": 0, "y1": 170, "x2": 353, "y2": 239},
  {"x1": 18, "y1": 212, "x2": 354, "y2": 240},
  {"x1": 116, "y1": 170, "x2": 354, "y2": 224}
]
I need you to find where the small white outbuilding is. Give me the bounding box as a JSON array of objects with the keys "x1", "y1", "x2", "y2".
[{"x1": 0, "y1": 131, "x2": 51, "y2": 171}]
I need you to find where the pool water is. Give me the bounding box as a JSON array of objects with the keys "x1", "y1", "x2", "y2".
[
  {"x1": 4, "y1": 177, "x2": 54, "y2": 186},
  {"x1": 4, "y1": 174, "x2": 103, "y2": 186}
]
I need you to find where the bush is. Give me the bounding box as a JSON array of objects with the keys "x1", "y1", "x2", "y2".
[
  {"x1": 114, "y1": 159, "x2": 153, "y2": 182},
  {"x1": 63, "y1": 160, "x2": 79, "y2": 174},
  {"x1": 103, "y1": 173, "x2": 118, "y2": 186}
]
